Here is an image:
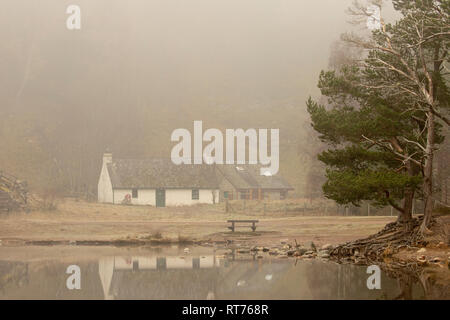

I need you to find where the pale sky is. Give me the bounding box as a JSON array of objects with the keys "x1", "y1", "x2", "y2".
[{"x1": 0, "y1": 0, "x2": 397, "y2": 111}]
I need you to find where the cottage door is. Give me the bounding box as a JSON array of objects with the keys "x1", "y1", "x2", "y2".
[{"x1": 156, "y1": 189, "x2": 166, "y2": 207}]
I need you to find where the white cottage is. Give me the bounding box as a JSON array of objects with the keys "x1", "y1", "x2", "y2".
[{"x1": 98, "y1": 153, "x2": 219, "y2": 207}]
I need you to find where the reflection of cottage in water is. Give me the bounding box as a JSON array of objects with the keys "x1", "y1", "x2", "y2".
[
  {"x1": 97, "y1": 254, "x2": 298, "y2": 300},
  {"x1": 98, "y1": 256, "x2": 221, "y2": 300}
]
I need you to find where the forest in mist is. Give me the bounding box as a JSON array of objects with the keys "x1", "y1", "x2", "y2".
[{"x1": 0, "y1": 0, "x2": 399, "y2": 196}]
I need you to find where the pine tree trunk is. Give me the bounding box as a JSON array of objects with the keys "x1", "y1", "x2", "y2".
[
  {"x1": 397, "y1": 159, "x2": 414, "y2": 225},
  {"x1": 421, "y1": 110, "x2": 435, "y2": 233},
  {"x1": 399, "y1": 189, "x2": 413, "y2": 223}
]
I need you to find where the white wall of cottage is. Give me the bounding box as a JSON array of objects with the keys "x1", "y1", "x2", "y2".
[
  {"x1": 113, "y1": 189, "x2": 156, "y2": 205},
  {"x1": 165, "y1": 189, "x2": 219, "y2": 206},
  {"x1": 97, "y1": 154, "x2": 113, "y2": 203},
  {"x1": 111, "y1": 188, "x2": 219, "y2": 206},
  {"x1": 98, "y1": 153, "x2": 219, "y2": 206}
]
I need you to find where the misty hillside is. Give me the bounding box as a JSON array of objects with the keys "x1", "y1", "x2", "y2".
[{"x1": 0, "y1": 0, "x2": 387, "y2": 196}]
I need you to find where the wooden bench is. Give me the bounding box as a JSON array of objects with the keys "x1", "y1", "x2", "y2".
[{"x1": 227, "y1": 220, "x2": 259, "y2": 232}]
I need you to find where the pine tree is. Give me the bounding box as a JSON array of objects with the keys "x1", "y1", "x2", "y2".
[
  {"x1": 307, "y1": 68, "x2": 423, "y2": 224},
  {"x1": 307, "y1": 0, "x2": 449, "y2": 231}
]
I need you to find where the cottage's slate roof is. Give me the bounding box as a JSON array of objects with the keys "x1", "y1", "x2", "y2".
[
  {"x1": 107, "y1": 158, "x2": 293, "y2": 191},
  {"x1": 107, "y1": 159, "x2": 219, "y2": 189},
  {"x1": 216, "y1": 165, "x2": 293, "y2": 190}
]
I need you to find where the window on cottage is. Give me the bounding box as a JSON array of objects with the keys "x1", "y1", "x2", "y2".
[
  {"x1": 223, "y1": 191, "x2": 229, "y2": 199},
  {"x1": 132, "y1": 189, "x2": 138, "y2": 198},
  {"x1": 192, "y1": 189, "x2": 199, "y2": 200}
]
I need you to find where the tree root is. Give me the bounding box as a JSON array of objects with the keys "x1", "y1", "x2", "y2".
[{"x1": 330, "y1": 216, "x2": 446, "y2": 260}]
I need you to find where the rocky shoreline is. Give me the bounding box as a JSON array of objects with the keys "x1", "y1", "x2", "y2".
[
  {"x1": 234, "y1": 240, "x2": 334, "y2": 260},
  {"x1": 1, "y1": 232, "x2": 448, "y2": 271}
]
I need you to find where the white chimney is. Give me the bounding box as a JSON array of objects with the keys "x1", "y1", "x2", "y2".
[{"x1": 103, "y1": 152, "x2": 112, "y2": 166}]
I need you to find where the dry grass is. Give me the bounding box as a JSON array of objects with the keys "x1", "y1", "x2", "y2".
[{"x1": 0, "y1": 198, "x2": 397, "y2": 247}]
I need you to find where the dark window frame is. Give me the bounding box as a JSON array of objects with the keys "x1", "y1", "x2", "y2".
[
  {"x1": 192, "y1": 189, "x2": 199, "y2": 200},
  {"x1": 132, "y1": 188, "x2": 138, "y2": 198}
]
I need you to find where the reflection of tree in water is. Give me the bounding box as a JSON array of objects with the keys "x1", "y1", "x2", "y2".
[
  {"x1": 393, "y1": 273, "x2": 415, "y2": 300},
  {"x1": 0, "y1": 260, "x2": 103, "y2": 299},
  {"x1": 386, "y1": 265, "x2": 450, "y2": 300},
  {"x1": 304, "y1": 261, "x2": 403, "y2": 300},
  {"x1": 418, "y1": 268, "x2": 450, "y2": 300},
  {"x1": 304, "y1": 261, "x2": 360, "y2": 299},
  {"x1": 0, "y1": 261, "x2": 29, "y2": 294}
]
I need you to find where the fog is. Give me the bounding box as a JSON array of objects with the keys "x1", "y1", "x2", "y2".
[{"x1": 0, "y1": 0, "x2": 396, "y2": 195}]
